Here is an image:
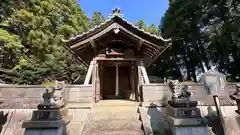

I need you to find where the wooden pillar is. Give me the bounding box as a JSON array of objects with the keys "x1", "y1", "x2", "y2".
[
  {"x1": 140, "y1": 62, "x2": 150, "y2": 84},
  {"x1": 115, "y1": 64, "x2": 119, "y2": 96},
  {"x1": 84, "y1": 61, "x2": 94, "y2": 85},
  {"x1": 137, "y1": 63, "x2": 143, "y2": 101},
  {"x1": 130, "y1": 65, "x2": 136, "y2": 100}
]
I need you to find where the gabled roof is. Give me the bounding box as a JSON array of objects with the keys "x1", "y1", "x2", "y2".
[{"x1": 63, "y1": 9, "x2": 171, "y2": 67}]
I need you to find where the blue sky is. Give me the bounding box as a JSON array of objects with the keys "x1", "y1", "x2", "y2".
[{"x1": 79, "y1": 0, "x2": 169, "y2": 26}]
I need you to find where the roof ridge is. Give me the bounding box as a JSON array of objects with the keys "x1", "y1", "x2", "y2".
[{"x1": 62, "y1": 15, "x2": 171, "y2": 43}]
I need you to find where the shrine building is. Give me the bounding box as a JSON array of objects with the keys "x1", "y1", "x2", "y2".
[{"x1": 63, "y1": 9, "x2": 171, "y2": 102}]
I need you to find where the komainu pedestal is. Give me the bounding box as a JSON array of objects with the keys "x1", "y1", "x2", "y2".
[
  {"x1": 22, "y1": 84, "x2": 71, "y2": 135},
  {"x1": 166, "y1": 80, "x2": 210, "y2": 135}
]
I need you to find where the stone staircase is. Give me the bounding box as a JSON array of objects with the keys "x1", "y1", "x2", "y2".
[{"x1": 81, "y1": 100, "x2": 145, "y2": 135}]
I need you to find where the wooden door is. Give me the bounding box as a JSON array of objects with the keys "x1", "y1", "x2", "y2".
[
  {"x1": 119, "y1": 66, "x2": 131, "y2": 99},
  {"x1": 102, "y1": 66, "x2": 116, "y2": 99}
]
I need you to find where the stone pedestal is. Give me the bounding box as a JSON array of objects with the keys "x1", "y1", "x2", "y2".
[
  {"x1": 22, "y1": 105, "x2": 71, "y2": 135},
  {"x1": 166, "y1": 100, "x2": 210, "y2": 135}
]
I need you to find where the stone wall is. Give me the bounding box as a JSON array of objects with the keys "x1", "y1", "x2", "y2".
[
  {"x1": 65, "y1": 85, "x2": 94, "y2": 108},
  {"x1": 141, "y1": 84, "x2": 170, "y2": 106},
  {"x1": 141, "y1": 83, "x2": 238, "y2": 107},
  {"x1": 0, "y1": 85, "x2": 94, "y2": 109},
  {"x1": 0, "y1": 83, "x2": 237, "y2": 108}
]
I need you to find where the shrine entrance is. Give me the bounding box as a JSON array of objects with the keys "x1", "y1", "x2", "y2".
[
  {"x1": 98, "y1": 60, "x2": 138, "y2": 101},
  {"x1": 64, "y1": 9, "x2": 171, "y2": 103}
]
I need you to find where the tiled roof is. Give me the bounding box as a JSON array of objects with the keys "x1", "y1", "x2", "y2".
[{"x1": 62, "y1": 15, "x2": 171, "y2": 43}]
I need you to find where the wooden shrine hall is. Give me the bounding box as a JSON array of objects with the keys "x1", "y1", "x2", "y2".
[{"x1": 63, "y1": 9, "x2": 171, "y2": 102}]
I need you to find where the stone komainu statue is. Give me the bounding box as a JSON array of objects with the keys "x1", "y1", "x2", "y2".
[
  {"x1": 168, "y1": 80, "x2": 191, "y2": 100},
  {"x1": 229, "y1": 84, "x2": 240, "y2": 115},
  {"x1": 40, "y1": 81, "x2": 66, "y2": 109},
  {"x1": 0, "y1": 100, "x2": 9, "y2": 133}
]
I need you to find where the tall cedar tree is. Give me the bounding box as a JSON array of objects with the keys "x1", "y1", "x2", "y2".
[
  {"x1": 159, "y1": 0, "x2": 240, "y2": 82},
  {"x1": 0, "y1": 0, "x2": 90, "y2": 84}
]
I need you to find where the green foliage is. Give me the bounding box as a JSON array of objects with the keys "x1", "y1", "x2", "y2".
[
  {"x1": 156, "y1": 0, "x2": 240, "y2": 82},
  {"x1": 135, "y1": 20, "x2": 147, "y2": 30},
  {"x1": 0, "y1": 0, "x2": 89, "y2": 84},
  {"x1": 146, "y1": 24, "x2": 158, "y2": 35},
  {"x1": 91, "y1": 12, "x2": 105, "y2": 28},
  {"x1": 135, "y1": 21, "x2": 158, "y2": 35}
]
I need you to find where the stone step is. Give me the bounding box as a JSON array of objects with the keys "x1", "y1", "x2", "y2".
[
  {"x1": 89, "y1": 112, "x2": 140, "y2": 121},
  {"x1": 91, "y1": 129, "x2": 145, "y2": 135},
  {"x1": 90, "y1": 120, "x2": 143, "y2": 131},
  {"x1": 95, "y1": 100, "x2": 140, "y2": 107},
  {"x1": 93, "y1": 106, "x2": 139, "y2": 113}
]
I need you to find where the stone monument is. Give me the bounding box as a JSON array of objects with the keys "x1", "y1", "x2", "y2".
[
  {"x1": 22, "y1": 81, "x2": 71, "y2": 135},
  {"x1": 166, "y1": 80, "x2": 210, "y2": 135},
  {"x1": 199, "y1": 68, "x2": 226, "y2": 95},
  {"x1": 229, "y1": 84, "x2": 240, "y2": 115}
]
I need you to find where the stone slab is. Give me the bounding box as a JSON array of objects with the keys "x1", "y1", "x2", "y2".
[
  {"x1": 69, "y1": 109, "x2": 90, "y2": 122},
  {"x1": 24, "y1": 129, "x2": 60, "y2": 135},
  {"x1": 173, "y1": 127, "x2": 211, "y2": 135},
  {"x1": 69, "y1": 122, "x2": 86, "y2": 135},
  {"x1": 66, "y1": 103, "x2": 93, "y2": 109},
  {"x1": 139, "y1": 107, "x2": 154, "y2": 135}
]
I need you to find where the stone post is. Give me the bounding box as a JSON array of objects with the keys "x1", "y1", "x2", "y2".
[
  {"x1": 22, "y1": 85, "x2": 72, "y2": 135},
  {"x1": 166, "y1": 80, "x2": 211, "y2": 135}
]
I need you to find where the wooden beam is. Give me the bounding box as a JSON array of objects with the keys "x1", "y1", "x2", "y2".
[
  {"x1": 70, "y1": 23, "x2": 164, "y2": 50},
  {"x1": 147, "y1": 42, "x2": 172, "y2": 67},
  {"x1": 142, "y1": 50, "x2": 157, "y2": 57},
  {"x1": 117, "y1": 24, "x2": 162, "y2": 50},
  {"x1": 63, "y1": 44, "x2": 88, "y2": 67},
  {"x1": 137, "y1": 39, "x2": 143, "y2": 51},
  {"x1": 70, "y1": 23, "x2": 117, "y2": 49},
  {"x1": 90, "y1": 40, "x2": 97, "y2": 54}
]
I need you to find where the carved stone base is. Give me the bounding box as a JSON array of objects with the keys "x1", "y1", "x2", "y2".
[
  {"x1": 166, "y1": 116, "x2": 204, "y2": 126},
  {"x1": 37, "y1": 103, "x2": 66, "y2": 110},
  {"x1": 22, "y1": 116, "x2": 71, "y2": 129},
  {"x1": 168, "y1": 100, "x2": 197, "y2": 108},
  {"x1": 166, "y1": 104, "x2": 201, "y2": 118},
  {"x1": 165, "y1": 116, "x2": 210, "y2": 135},
  {"x1": 31, "y1": 107, "x2": 69, "y2": 121}
]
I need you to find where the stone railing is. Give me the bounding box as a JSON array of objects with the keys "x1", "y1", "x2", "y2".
[
  {"x1": 65, "y1": 85, "x2": 93, "y2": 105},
  {"x1": 0, "y1": 84, "x2": 94, "y2": 109},
  {"x1": 141, "y1": 84, "x2": 170, "y2": 106},
  {"x1": 140, "y1": 83, "x2": 239, "y2": 107}
]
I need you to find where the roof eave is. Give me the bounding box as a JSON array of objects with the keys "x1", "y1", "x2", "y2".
[{"x1": 62, "y1": 15, "x2": 171, "y2": 45}]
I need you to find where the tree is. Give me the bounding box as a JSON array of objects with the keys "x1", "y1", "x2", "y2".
[
  {"x1": 91, "y1": 12, "x2": 105, "y2": 27},
  {"x1": 146, "y1": 24, "x2": 158, "y2": 35},
  {"x1": 135, "y1": 20, "x2": 147, "y2": 30},
  {"x1": 0, "y1": 0, "x2": 90, "y2": 84},
  {"x1": 158, "y1": 0, "x2": 240, "y2": 82}
]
